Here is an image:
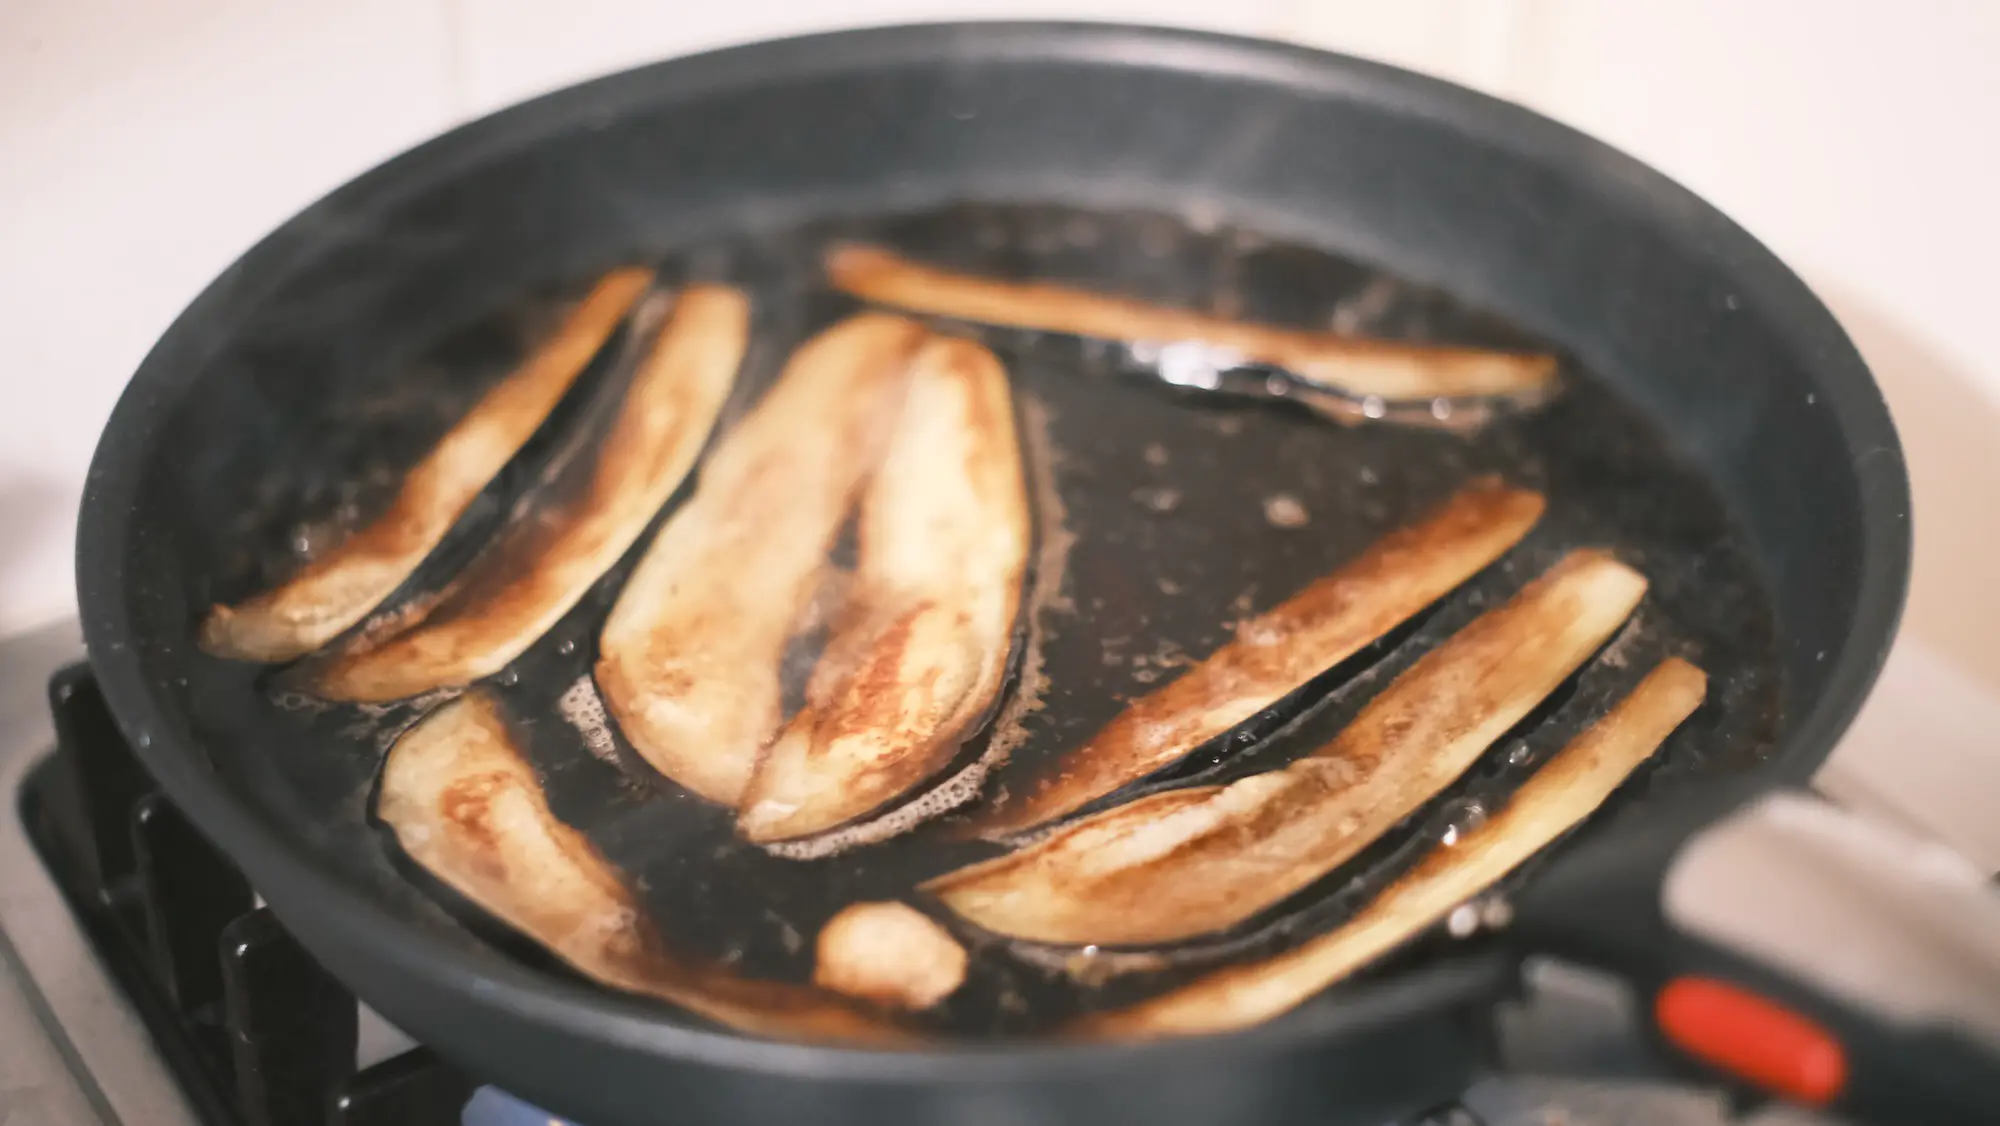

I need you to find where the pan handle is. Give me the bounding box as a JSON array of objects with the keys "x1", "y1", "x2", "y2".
[{"x1": 1504, "y1": 777, "x2": 2000, "y2": 1125}]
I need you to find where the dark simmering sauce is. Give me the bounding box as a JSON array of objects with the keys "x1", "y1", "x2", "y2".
[{"x1": 192, "y1": 202, "x2": 1782, "y2": 1038}]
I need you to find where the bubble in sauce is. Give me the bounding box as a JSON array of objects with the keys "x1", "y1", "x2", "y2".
[
  {"x1": 1262, "y1": 493, "x2": 1309, "y2": 528},
  {"x1": 1132, "y1": 486, "x2": 1182, "y2": 515},
  {"x1": 1437, "y1": 798, "x2": 1490, "y2": 847},
  {"x1": 1446, "y1": 904, "x2": 1481, "y2": 938}
]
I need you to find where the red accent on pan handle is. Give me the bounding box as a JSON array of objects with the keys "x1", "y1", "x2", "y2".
[{"x1": 1655, "y1": 976, "x2": 1847, "y2": 1106}]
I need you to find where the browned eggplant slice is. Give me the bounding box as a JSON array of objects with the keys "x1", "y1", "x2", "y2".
[
  {"x1": 813, "y1": 901, "x2": 970, "y2": 1011},
  {"x1": 971, "y1": 479, "x2": 1546, "y2": 837},
  {"x1": 377, "y1": 691, "x2": 910, "y2": 1045},
  {"x1": 925, "y1": 550, "x2": 1647, "y2": 946},
  {"x1": 200, "y1": 268, "x2": 654, "y2": 663},
  {"x1": 308, "y1": 286, "x2": 747, "y2": 701},
  {"x1": 826, "y1": 245, "x2": 1557, "y2": 402},
  {"x1": 737, "y1": 337, "x2": 1031, "y2": 842},
  {"x1": 596, "y1": 313, "x2": 929, "y2": 805},
  {"x1": 1070, "y1": 657, "x2": 1707, "y2": 1039}
]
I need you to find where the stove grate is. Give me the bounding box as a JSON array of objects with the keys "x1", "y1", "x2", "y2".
[{"x1": 20, "y1": 662, "x2": 476, "y2": 1126}]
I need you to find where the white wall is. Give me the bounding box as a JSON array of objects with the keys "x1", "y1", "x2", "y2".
[{"x1": 5, "y1": 2, "x2": 1998, "y2": 854}]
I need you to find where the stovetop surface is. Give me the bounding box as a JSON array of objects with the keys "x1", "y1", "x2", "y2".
[
  {"x1": 0, "y1": 618, "x2": 180, "y2": 1126},
  {"x1": 0, "y1": 619, "x2": 1833, "y2": 1126}
]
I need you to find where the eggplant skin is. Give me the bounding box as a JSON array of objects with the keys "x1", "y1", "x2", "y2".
[
  {"x1": 827, "y1": 244, "x2": 1558, "y2": 402},
  {"x1": 972, "y1": 478, "x2": 1545, "y2": 837},
  {"x1": 307, "y1": 285, "x2": 747, "y2": 702},
  {"x1": 738, "y1": 337, "x2": 1031, "y2": 843},
  {"x1": 200, "y1": 268, "x2": 654, "y2": 664},
  {"x1": 596, "y1": 313, "x2": 928, "y2": 806},
  {"x1": 926, "y1": 550, "x2": 1648, "y2": 947},
  {"x1": 1071, "y1": 657, "x2": 1706, "y2": 1039},
  {"x1": 377, "y1": 691, "x2": 912, "y2": 1045}
]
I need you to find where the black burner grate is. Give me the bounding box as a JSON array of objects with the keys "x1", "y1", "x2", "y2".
[{"x1": 20, "y1": 662, "x2": 477, "y2": 1126}]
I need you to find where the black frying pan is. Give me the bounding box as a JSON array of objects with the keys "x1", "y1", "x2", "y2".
[{"x1": 76, "y1": 22, "x2": 1930, "y2": 1126}]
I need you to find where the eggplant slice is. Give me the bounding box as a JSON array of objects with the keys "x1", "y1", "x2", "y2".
[
  {"x1": 925, "y1": 550, "x2": 1647, "y2": 946},
  {"x1": 377, "y1": 691, "x2": 911, "y2": 1045},
  {"x1": 201, "y1": 267, "x2": 654, "y2": 663},
  {"x1": 596, "y1": 313, "x2": 928, "y2": 805},
  {"x1": 1070, "y1": 657, "x2": 1707, "y2": 1039},
  {"x1": 738, "y1": 337, "x2": 1031, "y2": 842},
  {"x1": 813, "y1": 901, "x2": 970, "y2": 1011},
  {"x1": 827, "y1": 245, "x2": 1557, "y2": 402},
  {"x1": 972, "y1": 479, "x2": 1545, "y2": 837},
  {"x1": 310, "y1": 285, "x2": 748, "y2": 701}
]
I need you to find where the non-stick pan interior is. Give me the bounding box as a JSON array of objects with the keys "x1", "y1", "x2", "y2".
[
  {"x1": 77, "y1": 21, "x2": 1905, "y2": 1122},
  {"x1": 141, "y1": 195, "x2": 1785, "y2": 1037}
]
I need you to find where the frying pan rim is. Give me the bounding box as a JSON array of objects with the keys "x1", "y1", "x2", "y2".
[{"x1": 75, "y1": 19, "x2": 1909, "y2": 1086}]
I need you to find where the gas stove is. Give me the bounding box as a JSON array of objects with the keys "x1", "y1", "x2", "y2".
[{"x1": 0, "y1": 620, "x2": 1833, "y2": 1126}]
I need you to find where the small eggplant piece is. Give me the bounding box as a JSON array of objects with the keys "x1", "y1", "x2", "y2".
[
  {"x1": 813, "y1": 901, "x2": 970, "y2": 1011},
  {"x1": 310, "y1": 285, "x2": 747, "y2": 701},
  {"x1": 596, "y1": 313, "x2": 928, "y2": 805},
  {"x1": 200, "y1": 267, "x2": 653, "y2": 663},
  {"x1": 826, "y1": 244, "x2": 1558, "y2": 403},
  {"x1": 738, "y1": 338, "x2": 1031, "y2": 842},
  {"x1": 925, "y1": 550, "x2": 1648, "y2": 947},
  {"x1": 1070, "y1": 657, "x2": 1707, "y2": 1040},
  {"x1": 972, "y1": 479, "x2": 1546, "y2": 837},
  {"x1": 377, "y1": 691, "x2": 910, "y2": 1045}
]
